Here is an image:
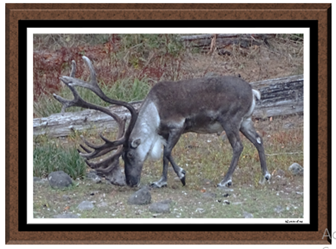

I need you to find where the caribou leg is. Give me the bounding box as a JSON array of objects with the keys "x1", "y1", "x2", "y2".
[
  {"x1": 217, "y1": 119, "x2": 244, "y2": 188},
  {"x1": 151, "y1": 128, "x2": 185, "y2": 188},
  {"x1": 240, "y1": 117, "x2": 271, "y2": 184}
]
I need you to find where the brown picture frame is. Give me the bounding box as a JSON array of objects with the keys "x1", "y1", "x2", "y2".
[{"x1": 6, "y1": 3, "x2": 331, "y2": 245}]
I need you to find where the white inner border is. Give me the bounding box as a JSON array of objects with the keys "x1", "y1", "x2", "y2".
[{"x1": 27, "y1": 27, "x2": 310, "y2": 225}]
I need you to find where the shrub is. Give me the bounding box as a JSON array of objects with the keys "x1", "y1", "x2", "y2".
[
  {"x1": 33, "y1": 143, "x2": 86, "y2": 179},
  {"x1": 33, "y1": 77, "x2": 151, "y2": 117}
]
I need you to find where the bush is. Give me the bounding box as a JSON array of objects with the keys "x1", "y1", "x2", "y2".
[
  {"x1": 33, "y1": 77, "x2": 151, "y2": 117},
  {"x1": 33, "y1": 143, "x2": 86, "y2": 179}
]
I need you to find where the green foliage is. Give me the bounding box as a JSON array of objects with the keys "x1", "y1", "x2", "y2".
[
  {"x1": 119, "y1": 34, "x2": 184, "y2": 58},
  {"x1": 109, "y1": 78, "x2": 151, "y2": 102},
  {"x1": 34, "y1": 78, "x2": 151, "y2": 117},
  {"x1": 33, "y1": 34, "x2": 111, "y2": 50},
  {"x1": 33, "y1": 143, "x2": 86, "y2": 179}
]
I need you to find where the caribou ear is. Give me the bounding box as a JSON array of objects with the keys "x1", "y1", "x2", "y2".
[{"x1": 131, "y1": 138, "x2": 141, "y2": 148}]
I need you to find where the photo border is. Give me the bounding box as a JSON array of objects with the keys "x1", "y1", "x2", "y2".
[{"x1": 6, "y1": 3, "x2": 331, "y2": 244}]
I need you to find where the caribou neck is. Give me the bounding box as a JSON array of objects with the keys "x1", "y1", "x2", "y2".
[{"x1": 129, "y1": 100, "x2": 164, "y2": 161}]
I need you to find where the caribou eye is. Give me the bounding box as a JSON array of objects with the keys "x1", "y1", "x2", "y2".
[{"x1": 127, "y1": 152, "x2": 134, "y2": 159}]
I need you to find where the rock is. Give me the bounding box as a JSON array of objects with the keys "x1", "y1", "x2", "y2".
[
  {"x1": 243, "y1": 211, "x2": 253, "y2": 218},
  {"x1": 274, "y1": 205, "x2": 284, "y2": 213},
  {"x1": 54, "y1": 213, "x2": 79, "y2": 218},
  {"x1": 62, "y1": 195, "x2": 71, "y2": 201},
  {"x1": 77, "y1": 201, "x2": 94, "y2": 211},
  {"x1": 149, "y1": 200, "x2": 171, "y2": 213},
  {"x1": 205, "y1": 72, "x2": 220, "y2": 78},
  {"x1": 48, "y1": 171, "x2": 73, "y2": 189},
  {"x1": 127, "y1": 186, "x2": 151, "y2": 205},
  {"x1": 195, "y1": 208, "x2": 205, "y2": 213},
  {"x1": 288, "y1": 163, "x2": 303, "y2": 176},
  {"x1": 86, "y1": 171, "x2": 102, "y2": 183}
]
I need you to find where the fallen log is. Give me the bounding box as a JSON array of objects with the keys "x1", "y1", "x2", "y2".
[
  {"x1": 181, "y1": 34, "x2": 275, "y2": 53},
  {"x1": 180, "y1": 34, "x2": 275, "y2": 41},
  {"x1": 251, "y1": 74, "x2": 303, "y2": 119},
  {"x1": 33, "y1": 75, "x2": 303, "y2": 138}
]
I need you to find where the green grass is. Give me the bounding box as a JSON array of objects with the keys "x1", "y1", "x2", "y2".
[
  {"x1": 33, "y1": 142, "x2": 86, "y2": 179},
  {"x1": 34, "y1": 77, "x2": 151, "y2": 118}
]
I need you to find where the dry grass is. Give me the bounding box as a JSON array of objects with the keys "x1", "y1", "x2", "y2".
[{"x1": 33, "y1": 34, "x2": 303, "y2": 117}]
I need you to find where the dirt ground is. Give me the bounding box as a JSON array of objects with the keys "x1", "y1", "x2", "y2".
[{"x1": 33, "y1": 115, "x2": 304, "y2": 220}]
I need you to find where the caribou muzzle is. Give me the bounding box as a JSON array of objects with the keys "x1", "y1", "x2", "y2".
[{"x1": 125, "y1": 175, "x2": 140, "y2": 187}]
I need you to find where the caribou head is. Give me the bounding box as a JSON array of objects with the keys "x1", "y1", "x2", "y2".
[{"x1": 54, "y1": 56, "x2": 271, "y2": 188}]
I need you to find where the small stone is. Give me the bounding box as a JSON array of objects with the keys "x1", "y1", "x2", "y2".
[
  {"x1": 77, "y1": 201, "x2": 94, "y2": 211},
  {"x1": 48, "y1": 171, "x2": 73, "y2": 189},
  {"x1": 205, "y1": 72, "x2": 220, "y2": 78},
  {"x1": 152, "y1": 213, "x2": 162, "y2": 218},
  {"x1": 274, "y1": 205, "x2": 284, "y2": 213},
  {"x1": 195, "y1": 208, "x2": 205, "y2": 213},
  {"x1": 127, "y1": 186, "x2": 151, "y2": 205},
  {"x1": 243, "y1": 211, "x2": 253, "y2": 218},
  {"x1": 149, "y1": 201, "x2": 171, "y2": 213},
  {"x1": 288, "y1": 163, "x2": 303, "y2": 176},
  {"x1": 54, "y1": 213, "x2": 79, "y2": 218}
]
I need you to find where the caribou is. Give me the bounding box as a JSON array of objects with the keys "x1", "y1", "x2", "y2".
[{"x1": 54, "y1": 56, "x2": 271, "y2": 188}]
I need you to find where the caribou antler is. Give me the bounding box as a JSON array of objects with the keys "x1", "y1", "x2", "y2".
[
  {"x1": 60, "y1": 56, "x2": 138, "y2": 139},
  {"x1": 53, "y1": 56, "x2": 138, "y2": 185}
]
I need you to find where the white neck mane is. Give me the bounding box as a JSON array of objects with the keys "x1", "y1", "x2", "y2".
[{"x1": 131, "y1": 101, "x2": 165, "y2": 162}]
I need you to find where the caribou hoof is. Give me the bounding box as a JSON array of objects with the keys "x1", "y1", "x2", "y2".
[
  {"x1": 217, "y1": 179, "x2": 232, "y2": 188},
  {"x1": 150, "y1": 181, "x2": 167, "y2": 188},
  {"x1": 259, "y1": 172, "x2": 271, "y2": 185},
  {"x1": 264, "y1": 172, "x2": 271, "y2": 181},
  {"x1": 180, "y1": 170, "x2": 186, "y2": 186}
]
